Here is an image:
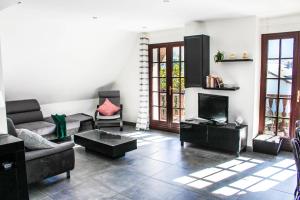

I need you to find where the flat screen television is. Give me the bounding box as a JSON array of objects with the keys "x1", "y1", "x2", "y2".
[{"x1": 198, "y1": 93, "x2": 228, "y2": 123}]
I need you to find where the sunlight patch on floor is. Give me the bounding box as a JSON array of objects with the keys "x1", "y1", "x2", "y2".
[
  {"x1": 204, "y1": 170, "x2": 237, "y2": 182},
  {"x1": 173, "y1": 176, "x2": 196, "y2": 184},
  {"x1": 213, "y1": 186, "x2": 240, "y2": 196},
  {"x1": 188, "y1": 179, "x2": 212, "y2": 189},
  {"x1": 172, "y1": 157, "x2": 296, "y2": 198},
  {"x1": 190, "y1": 167, "x2": 222, "y2": 179},
  {"x1": 229, "y1": 176, "x2": 262, "y2": 190},
  {"x1": 124, "y1": 132, "x2": 173, "y2": 147}
]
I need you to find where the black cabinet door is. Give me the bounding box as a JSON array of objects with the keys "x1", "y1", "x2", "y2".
[
  {"x1": 184, "y1": 35, "x2": 209, "y2": 88},
  {"x1": 0, "y1": 170, "x2": 19, "y2": 200},
  {"x1": 180, "y1": 123, "x2": 207, "y2": 144},
  {"x1": 0, "y1": 135, "x2": 29, "y2": 200},
  {"x1": 208, "y1": 126, "x2": 240, "y2": 152}
]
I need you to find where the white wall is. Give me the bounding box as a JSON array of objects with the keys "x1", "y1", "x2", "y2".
[
  {"x1": 112, "y1": 36, "x2": 140, "y2": 122},
  {"x1": 0, "y1": 7, "x2": 139, "y2": 118},
  {"x1": 0, "y1": 0, "x2": 15, "y2": 11},
  {"x1": 183, "y1": 17, "x2": 260, "y2": 146},
  {"x1": 0, "y1": 42, "x2": 7, "y2": 133},
  {"x1": 146, "y1": 18, "x2": 261, "y2": 146},
  {"x1": 149, "y1": 28, "x2": 184, "y2": 43},
  {"x1": 260, "y1": 14, "x2": 300, "y2": 34}
]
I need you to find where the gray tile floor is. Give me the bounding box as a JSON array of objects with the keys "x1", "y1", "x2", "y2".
[{"x1": 29, "y1": 126, "x2": 296, "y2": 200}]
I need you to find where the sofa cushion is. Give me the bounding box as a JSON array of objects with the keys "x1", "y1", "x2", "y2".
[
  {"x1": 25, "y1": 141, "x2": 75, "y2": 161},
  {"x1": 8, "y1": 111, "x2": 43, "y2": 125},
  {"x1": 6, "y1": 99, "x2": 41, "y2": 114},
  {"x1": 97, "y1": 98, "x2": 120, "y2": 116},
  {"x1": 16, "y1": 129, "x2": 56, "y2": 150},
  {"x1": 15, "y1": 121, "x2": 56, "y2": 137},
  {"x1": 97, "y1": 114, "x2": 120, "y2": 120}
]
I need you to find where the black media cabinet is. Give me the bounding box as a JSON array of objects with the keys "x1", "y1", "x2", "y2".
[
  {"x1": 180, "y1": 121, "x2": 248, "y2": 156},
  {"x1": 0, "y1": 135, "x2": 29, "y2": 200}
]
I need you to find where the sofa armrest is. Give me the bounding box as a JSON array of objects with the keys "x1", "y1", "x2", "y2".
[{"x1": 25, "y1": 141, "x2": 75, "y2": 161}]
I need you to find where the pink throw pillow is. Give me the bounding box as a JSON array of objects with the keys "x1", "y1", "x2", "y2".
[{"x1": 97, "y1": 98, "x2": 120, "y2": 116}]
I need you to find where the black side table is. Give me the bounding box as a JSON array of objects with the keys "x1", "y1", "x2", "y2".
[
  {"x1": 253, "y1": 134, "x2": 283, "y2": 155},
  {"x1": 67, "y1": 113, "x2": 95, "y2": 132},
  {"x1": 0, "y1": 134, "x2": 29, "y2": 200}
]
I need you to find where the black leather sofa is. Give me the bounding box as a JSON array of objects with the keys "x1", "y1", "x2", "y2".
[
  {"x1": 7, "y1": 119, "x2": 75, "y2": 184},
  {"x1": 6, "y1": 99, "x2": 80, "y2": 141}
]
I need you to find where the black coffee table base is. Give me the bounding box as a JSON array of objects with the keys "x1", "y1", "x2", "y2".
[
  {"x1": 83, "y1": 141, "x2": 137, "y2": 158},
  {"x1": 74, "y1": 130, "x2": 137, "y2": 158},
  {"x1": 86, "y1": 148, "x2": 125, "y2": 158}
]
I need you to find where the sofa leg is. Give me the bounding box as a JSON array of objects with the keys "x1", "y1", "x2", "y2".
[{"x1": 66, "y1": 171, "x2": 70, "y2": 179}]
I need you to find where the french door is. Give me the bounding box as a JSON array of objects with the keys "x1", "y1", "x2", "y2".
[
  {"x1": 259, "y1": 32, "x2": 300, "y2": 139},
  {"x1": 149, "y1": 42, "x2": 185, "y2": 132}
]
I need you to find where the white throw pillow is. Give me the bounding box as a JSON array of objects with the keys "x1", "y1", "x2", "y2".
[{"x1": 16, "y1": 129, "x2": 56, "y2": 150}]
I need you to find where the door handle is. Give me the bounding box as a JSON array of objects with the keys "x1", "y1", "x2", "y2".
[{"x1": 297, "y1": 90, "x2": 300, "y2": 103}]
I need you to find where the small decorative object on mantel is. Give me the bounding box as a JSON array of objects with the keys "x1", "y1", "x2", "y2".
[
  {"x1": 235, "y1": 116, "x2": 244, "y2": 127},
  {"x1": 229, "y1": 53, "x2": 236, "y2": 59},
  {"x1": 206, "y1": 75, "x2": 224, "y2": 88},
  {"x1": 214, "y1": 50, "x2": 224, "y2": 62},
  {"x1": 242, "y1": 51, "x2": 249, "y2": 59}
]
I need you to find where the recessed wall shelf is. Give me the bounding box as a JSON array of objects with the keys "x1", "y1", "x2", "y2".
[
  {"x1": 203, "y1": 87, "x2": 240, "y2": 91},
  {"x1": 216, "y1": 59, "x2": 253, "y2": 63}
]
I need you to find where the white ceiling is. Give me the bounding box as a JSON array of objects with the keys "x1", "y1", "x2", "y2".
[
  {"x1": 1, "y1": 0, "x2": 300, "y2": 31},
  {"x1": 0, "y1": 0, "x2": 16, "y2": 11}
]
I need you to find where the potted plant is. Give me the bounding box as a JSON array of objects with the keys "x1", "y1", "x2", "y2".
[{"x1": 214, "y1": 50, "x2": 224, "y2": 62}]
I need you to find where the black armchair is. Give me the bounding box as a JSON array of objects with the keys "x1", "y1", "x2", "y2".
[
  {"x1": 296, "y1": 120, "x2": 300, "y2": 128},
  {"x1": 94, "y1": 90, "x2": 123, "y2": 131},
  {"x1": 291, "y1": 138, "x2": 300, "y2": 199}
]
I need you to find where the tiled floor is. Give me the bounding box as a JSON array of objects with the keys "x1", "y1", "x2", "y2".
[{"x1": 29, "y1": 126, "x2": 296, "y2": 200}]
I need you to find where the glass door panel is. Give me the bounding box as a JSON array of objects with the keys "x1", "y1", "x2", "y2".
[
  {"x1": 149, "y1": 42, "x2": 184, "y2": 132},
  {"x1": 265, "y1": 37, "x2": 293, "y2": 137},
  {"x1": 171, "y1": 45, "x2": 185, "y2": 124},
  {"x1": 260, "y1": 32, "x2": 300, "y2": 138}
]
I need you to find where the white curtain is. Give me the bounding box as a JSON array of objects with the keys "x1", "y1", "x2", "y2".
[{"x1": 136, "y1": 33, "x2": 150, "y2": 130}]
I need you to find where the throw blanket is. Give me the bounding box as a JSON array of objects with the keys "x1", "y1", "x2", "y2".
[{"x1": 51, "y1": 114, "x2": 67, "y2": 139}]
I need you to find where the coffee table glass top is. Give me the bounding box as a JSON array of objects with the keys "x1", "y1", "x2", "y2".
[{"x1": 75, "y1": 129, "x2": 136, "y2": 146}]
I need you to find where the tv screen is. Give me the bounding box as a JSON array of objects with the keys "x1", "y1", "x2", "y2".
[{"x1": 198, "y1": 93, "x2": 228, "y2": 123}]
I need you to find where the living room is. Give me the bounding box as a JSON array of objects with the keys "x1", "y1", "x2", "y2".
[{"x1": 0, "y1": 0, "x2": 300, "y2": 200}]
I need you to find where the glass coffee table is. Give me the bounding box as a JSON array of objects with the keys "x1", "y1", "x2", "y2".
[{"x1": 74, "y1": 129, "x2": 137, "y2": 158}]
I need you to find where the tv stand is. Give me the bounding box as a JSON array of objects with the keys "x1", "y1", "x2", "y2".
[{"x1": 180, "y1": 121, "x2": 248, "y2": 156}]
